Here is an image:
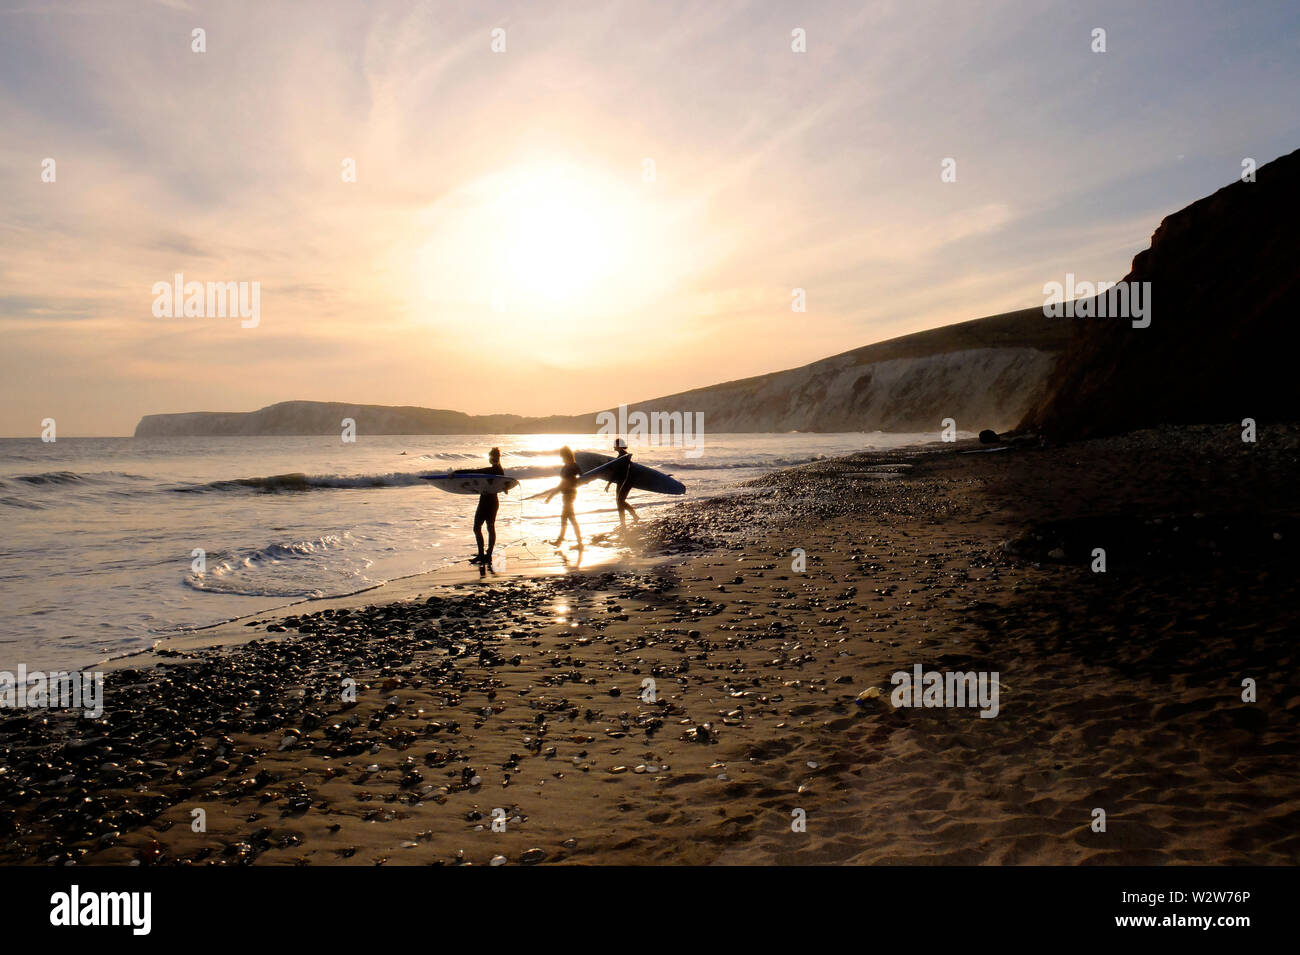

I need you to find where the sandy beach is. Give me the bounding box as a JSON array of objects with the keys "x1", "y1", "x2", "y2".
[{"x1": 2, "y1": 424, "x2": 1296, "y2": 866}]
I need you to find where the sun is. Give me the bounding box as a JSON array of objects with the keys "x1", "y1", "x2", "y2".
[
  {"x1": 411, "y1": 159, "x2": 684, "y2": 327},
  {"x1": 497, "y1": 168, "x2": 617, "y2": 306}
]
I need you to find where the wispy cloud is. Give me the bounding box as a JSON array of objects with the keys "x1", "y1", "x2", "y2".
[{"x1": 1, "y1": 0, "x2": 1298, "y2": 434}]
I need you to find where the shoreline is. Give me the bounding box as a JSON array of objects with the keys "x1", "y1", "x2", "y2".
[
  {"x1": 106, "y1": 466, "x2": 813, "y2": 672},
  {"x1": 3, "y1": 425, "x2": 1298, "y2": 865},
  {"x1": 102, "y1": 535, "x2": 649, "y2": 672}
]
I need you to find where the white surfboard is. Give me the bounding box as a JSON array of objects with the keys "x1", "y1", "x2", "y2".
[{"x1": 422, "y1": 473, "x2": 519, "y2": 495}]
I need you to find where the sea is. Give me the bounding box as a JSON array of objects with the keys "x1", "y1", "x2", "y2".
[{"x1": 0, "y1": 432, "x2": 942, "y2": 672}]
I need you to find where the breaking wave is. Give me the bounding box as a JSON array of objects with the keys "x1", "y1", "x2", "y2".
[
  {"x1": 179, "y1": 465, "x2": 565, "y2": 494},
  {"x1": 184, "y1": 534, "x2": 375, "y2": 597},
  {"x1": 8, "y1": 469, "x2": 151, "y2": 486}
]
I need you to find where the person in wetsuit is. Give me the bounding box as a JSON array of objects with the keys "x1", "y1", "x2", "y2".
[
  {"x1": 544, "y1": 445, "x2": 583, "y2": 549},
  {"x1": 607, "y1": 437, "x2": 639, "y2": 526},
  {"x1": 454, "y1": 447, "x2": 506, "y2": 565}
]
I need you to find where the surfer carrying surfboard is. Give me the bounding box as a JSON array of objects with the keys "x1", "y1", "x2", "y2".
[
  {"x1": 607, "y1": 438, "x2": 639, "y2": 527},
  {"x1": 452, "y1": 447, "x2": 507, "y2": 565},
  {"x1": 543, "y1": 446, "x2": 583, "y2": 550}
]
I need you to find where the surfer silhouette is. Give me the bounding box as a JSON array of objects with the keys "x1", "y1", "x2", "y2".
[
  {"x1": 544, "y1": 445, "x2": 583, "y2": 550},
  {"x1": 607, "y1": 437, "x2": 639, "y2": 527},
  {"x1": 453, "y1": 447, "x2": 506, "y2": 565}
]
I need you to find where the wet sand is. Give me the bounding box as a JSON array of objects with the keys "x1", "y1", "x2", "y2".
[{"x1": 3, "y1": 424, "x2": 1298, "y2": 865}]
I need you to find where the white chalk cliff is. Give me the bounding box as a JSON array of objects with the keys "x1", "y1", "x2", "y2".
[{"x1": 135, "y1": 306, "x2": 1069, "y2": 436}]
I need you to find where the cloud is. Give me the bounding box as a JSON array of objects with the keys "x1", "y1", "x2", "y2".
[{"x1": 2, "y1": 0, "x2": 1299, "y2": 433}]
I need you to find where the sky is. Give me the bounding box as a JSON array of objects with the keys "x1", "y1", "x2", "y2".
[{"x1": 1, "y1": 0, "x2": 1298, "y2": 436}]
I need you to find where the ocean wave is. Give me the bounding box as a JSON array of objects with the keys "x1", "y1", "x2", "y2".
[
  {"x1": 197, "y1": 533, "x2": 350, "y2": 564},
  {"x1": 10, "y1": 455, "x2": 830, "y2": 504},
  {"x1": 0, "y1": 495, "x2": 49, "y2": 510},
  {"x1": 1, "y1": 470, "x2": 157, "y2": 508},
  {"x1": 178, "y1": 456, "x2": 829, "y2": 494},
  {"x1": 178, "y1": 465, "x2": 565, "y2": 494},
  {"x1": 181, "y1": 471, "x2": 434, "y2": 492},
  {"x1": 186, "y1": 580, "x2": 331, "y2": 598},
  {"x1": 13, "y1": 469, "x2": 86, "y2": 485},
  {"x1": 9, "y1": 469, "x2": 152, "y2": 486},
  {"x1": 185, "y1": 534, "x2": 375, "y2": 597}
]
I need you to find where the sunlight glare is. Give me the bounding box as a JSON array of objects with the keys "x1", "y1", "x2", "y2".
[{"x1": 413, "y1": 160, "x2": 679, "y2": 325}]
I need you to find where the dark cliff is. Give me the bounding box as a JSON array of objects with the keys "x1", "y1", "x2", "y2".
[{"x1": 1021, "y1": 147, "x2": 1300, "y2": 439}]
